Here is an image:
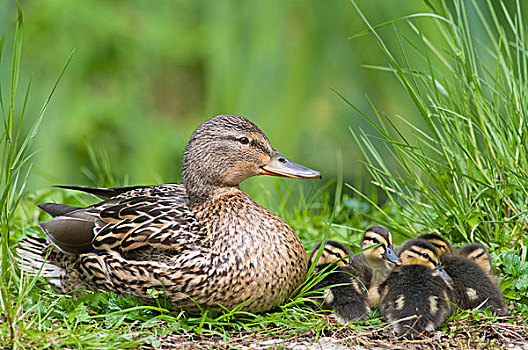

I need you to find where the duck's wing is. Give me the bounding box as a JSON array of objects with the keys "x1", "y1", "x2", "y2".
[
  {"x1": 39, "y1": 184, "x2": 201, "y2": 255},
  {"x1": 92, "y1": 189, "x2": 203, "y2": 252},
  {"x1": 38, "y1": 207, "x2": 98, "y2": 254}
]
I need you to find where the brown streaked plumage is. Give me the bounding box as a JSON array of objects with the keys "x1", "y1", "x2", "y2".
[
  {"x1": 16, "y1": 114, "x2": 321, "y2": 313},
  {"x1": 379, "y1": 238, "x2": 453, "y2": 338},
  {"x1": 418, "y1": 234, "x2": 507, "y2": 315}
]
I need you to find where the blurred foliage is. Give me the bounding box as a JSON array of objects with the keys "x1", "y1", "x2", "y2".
[{"x1": 0, "y1": 0, "x2": 442, "y2": 201}]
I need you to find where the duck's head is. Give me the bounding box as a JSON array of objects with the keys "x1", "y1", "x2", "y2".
[
  {"x1": 417, "y1": 233, "x2": 452, "y2": 256},
  {"x1": 309, "y1": 240, "x2": 351, "y2": 267},
  {"x1": 361, "y1": 226, "x2": 401, "y2": 266},
  {"x1": 398, "y1": 238, "x2": 451, "y2": 282},
  {"x1": 457, "y1": 243, "x2": 492, "y2": 274},
  {"x1": 183, "y1": 115, "x2": 321, "y2": 205}
]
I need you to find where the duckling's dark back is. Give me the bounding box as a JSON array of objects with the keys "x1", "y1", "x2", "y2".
[
  {"x1": 418, "y1": 236, "x2": 507, "y2": 315},
  {"x1": 440, "y1": 254, "x2": 506, "y2": 315},
  {"x1": 379, "y1": 239, "x2": 453, "y2": 337},
  {"x1": 379, "y1": 264, "x2": 452, "y2": 337},
  {"x1": 307, "y1": 264, "x2": 371, "y2": 322}
]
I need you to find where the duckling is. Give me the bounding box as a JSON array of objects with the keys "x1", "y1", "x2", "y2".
[
  {"x1": 416, "y1": 233, "x2": 452, "y2": 255},
  {"x1": 306, "y1": 240, "x2": 372, "y2": 322},
  {"x1": 379, "y1": 238, "x2": 453, "y2": 338},
  {"x1": 457, "y1": 243, "x2": 499, "y2": 286},
  {"x1": 418, "y1": 234, "x2": 506, "y2": 315},
  {"x1": 351, "y1": 226, "x2": 402, "y2": 307},
  {"x1": 16, "y1": 114, "x2": 321, "y2": 314}
]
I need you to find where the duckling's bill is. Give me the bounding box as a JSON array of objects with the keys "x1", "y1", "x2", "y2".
[
  {"x1": 434, "y1": 265, "x2": 452, "y2": 282},
  {"x1": 382, "y1": 246, "x2": 402, "y2": 265},
  {"x1": 260, "y1": 151, "x2": 321, "y2": 179}
]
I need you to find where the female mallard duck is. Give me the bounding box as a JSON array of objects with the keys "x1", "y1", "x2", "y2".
[
  {"x1": 379, "y1": 238, "x2": 453, "y2": 338},
  {"x1": 417, "y1": 234, "x2": 506, "y2": 315},
  {"x1": 306, "y1": 240, "x2": 372, "y2": 322},
  {"x1": 16, "y1": 114, "x2": 321, "y2": 314}
]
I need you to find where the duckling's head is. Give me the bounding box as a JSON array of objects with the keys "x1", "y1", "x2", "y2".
[
  {"x1": 457, "y1": 243, "x2": 493, "y2": 274},
  {"x1": 361, "y1": 226, "x2": 401, "y2": 266},
  {"x1": 399, "y1": 239, "x2": 451, "y2": 281},
  {"x1": 182, "y1": 115, "x2": 320, "y2": 205},
  {"x1": 417, "y1": 233, "x2": 452, "y2": 256},
  {"x1": 309, "y1": 240, "x2": 351, "y2": 267}
]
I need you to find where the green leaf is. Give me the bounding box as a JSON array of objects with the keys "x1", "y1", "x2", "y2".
[
  {"x1": 500, "y1": 277, "x2": 515, "y2": 290},
  {"x1": 514, "y1": 273, "x2": 528, "y2": 290},
  {"x1": 501, "y1": 254, "x2": 520, "y2": 275}
]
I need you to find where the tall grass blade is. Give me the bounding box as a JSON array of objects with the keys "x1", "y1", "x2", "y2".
[
  {"x1": 343, "y1": 0, "x2": 528, "y2": 301},
  {"x1": 0, "y1": 7, "x2": 72, "y2": 346}
]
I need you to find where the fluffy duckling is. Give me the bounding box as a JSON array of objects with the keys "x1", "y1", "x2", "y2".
[
  {"x1": 457, "y1": 243, "x2": 499, "y2": 286},
  {"x1": 418, "y1": 234, "x2": 506, "y2": 315},
  {"x1": 416, "y1": 233, "x2": 452, "y2": 255},
  {"x1": 16, "y1": 115, "x2": 321, "y2": 314},
  {"x1": 379, "y1": 239, "x2": 453, "y2": 338},
  {"x1": 351, "y1": 226, "x2": 402, "y2": 307},
  {"x1": 306, "y1": 240, "x2": 371, "y2": 322}
]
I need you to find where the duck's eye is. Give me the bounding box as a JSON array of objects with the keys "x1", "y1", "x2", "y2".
[
  {"x1": 333, "y1": 252, "x2": 342, "y2": 258},
  {"x1": 238, "y1": 137, "x2": 250, "y2": 145},
  {"x1": 421, "y1": 252, "x2": 430, "y2": 259},
  {"x1": 371, "y1": 237, "x2": 379, "y2": 244}
]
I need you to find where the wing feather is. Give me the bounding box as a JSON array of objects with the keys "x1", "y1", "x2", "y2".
[{"x1": 40, "y1": 184, "x2": 200, "y2": 255}]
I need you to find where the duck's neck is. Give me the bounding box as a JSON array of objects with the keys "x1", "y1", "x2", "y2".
[
  {"x1": 367, "y1": 258, "x2": 393, "y2": 285},
  {"x1": 181, "y1": 160, "x2": 239, "y2": 207},
  {"x1": 183, "y1": 174, "x2": 241, "y2": 209},
  {"x1": 196, "y1": 187, "x2": 243, "y2": 209}
]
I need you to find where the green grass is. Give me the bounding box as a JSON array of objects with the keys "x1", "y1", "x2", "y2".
[
  {"x1": 344, "y1": 0, "x2": 528, "y2": 309},
  {"x1": 2, "y1": 0, "x2": 528, "y2": 349}
]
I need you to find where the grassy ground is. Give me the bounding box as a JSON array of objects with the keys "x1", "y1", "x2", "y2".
[
  {"x1": 2, "y1": 187, "x2": 528, "y2": 350},
  {"x1": 2, "y1": 187, "x2": 528, "y2": 349},
  {"x1": 2, "y1": 0, "x2": 528, "y2": 349}
]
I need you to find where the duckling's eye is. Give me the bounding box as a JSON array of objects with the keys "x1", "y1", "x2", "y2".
[
  {"x1": 371, "y1": 237, "x2": 379, "y2": 244},
  {"x1": 421, "y1": 252, "x2": 430, "y2": 259},
  {"x1": 333, "y1": 252, "x2": 342, "y2": 258},
  {"x1": 238, "y1": 137, "x2": 250, "y2": 145}
]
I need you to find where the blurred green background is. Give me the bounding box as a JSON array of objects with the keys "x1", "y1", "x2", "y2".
[{"x1": 0, "y1": 0, "x2": 469, "y2": 201}]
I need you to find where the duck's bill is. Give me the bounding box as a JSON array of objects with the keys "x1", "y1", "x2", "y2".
[
  {"x1": 261, "y1": 152, "x2": 321, "y2": 179},
  {"x1": 434, "y1": 265, "x2": 452, "y2": 282},
  {"x1": 382, "y1": 246, "x2": 402, "y2": 265}
]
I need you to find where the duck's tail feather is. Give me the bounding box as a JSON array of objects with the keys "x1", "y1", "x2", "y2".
[
  {"x1": 38, "y1": 203, "x2": 84, "y2": 217},
  {"x1": 16, "y1": 235, "x2": 65, "y2": 288}
]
